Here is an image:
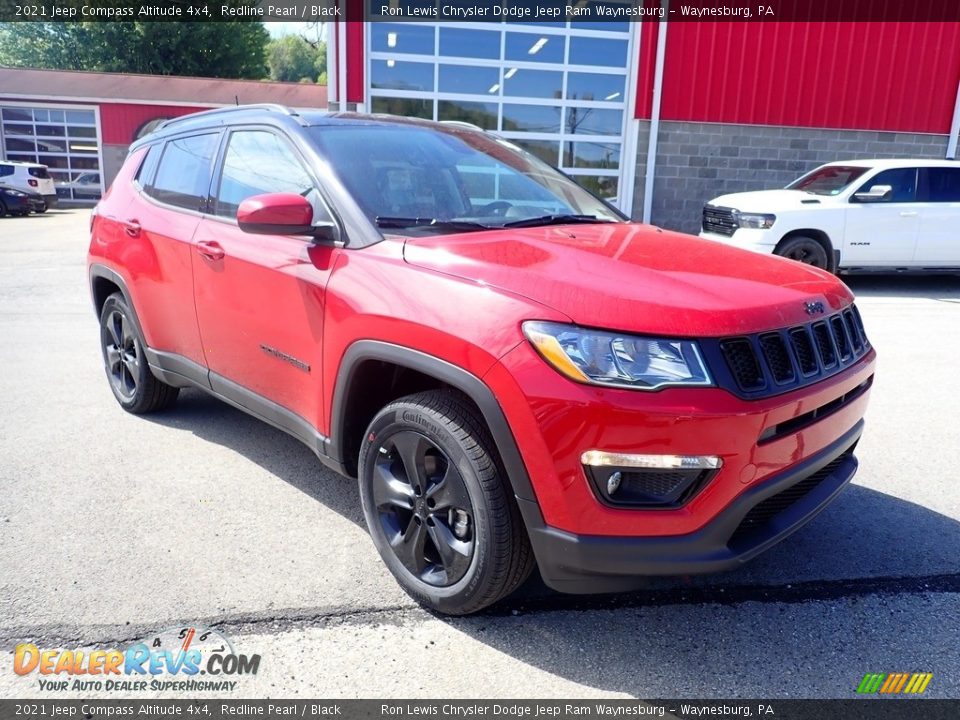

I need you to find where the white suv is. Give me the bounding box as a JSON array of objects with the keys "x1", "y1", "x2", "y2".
[
  {"x1": 0, "y1": 161, "x2": 57, "y2": 210},
  {"x1": 699, "y1": 159, "x2": 960, "y2": 272}
]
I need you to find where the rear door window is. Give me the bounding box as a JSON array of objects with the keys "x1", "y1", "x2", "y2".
[
  {"x1": 148, "y1": 133, "x2": 219, "y2": 211},
  {"x1": 924, "y1": 167, "x2": 960, "y2": 202}
]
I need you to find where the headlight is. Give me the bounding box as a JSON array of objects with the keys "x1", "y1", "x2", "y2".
[
  {"x1": 2, "y1": 189, "x2": 27, "y2": 197},
  {"x1": 735, "y1": 211, "x2": 776, "y2": 229},
  {"x1": 522, "y1": 321, "x2": 713, "y2": 391}
]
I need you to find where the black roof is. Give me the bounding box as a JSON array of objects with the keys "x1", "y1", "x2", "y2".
[{"x1": 130, "y1": 104, "x2": 479, "y2": 151}]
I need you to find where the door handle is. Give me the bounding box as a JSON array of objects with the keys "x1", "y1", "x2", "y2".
[
  {"x1": 899, "y1": 211, "x2": 918, "y2": 217},
  {"x1": 122, "y1": 219, "x2": 141, "y2": 237},
  {"x1": 197, "y1": 240, "x2": 225, "y2": 261}
]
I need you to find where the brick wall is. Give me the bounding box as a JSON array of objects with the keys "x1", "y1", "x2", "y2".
[{"x1": 631, "y1": 121, "x2": 950, "y2": 234}]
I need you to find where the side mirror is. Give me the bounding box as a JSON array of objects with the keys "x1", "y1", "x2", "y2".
[
  {"x1": 237, "y1": 193, "x2": 340, "y2": 242},
  {"x1": 852, "y1": 184, "x2": 893, "y2": 203}
]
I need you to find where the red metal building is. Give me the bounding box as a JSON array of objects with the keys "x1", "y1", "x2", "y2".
[{"x1": 0, "y1": 68, "x2": 327, "y2": 203}]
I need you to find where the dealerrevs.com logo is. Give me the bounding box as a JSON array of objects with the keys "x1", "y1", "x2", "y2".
[{"x1": 14, "y1": 626, "x2": 260, "y2": 692}]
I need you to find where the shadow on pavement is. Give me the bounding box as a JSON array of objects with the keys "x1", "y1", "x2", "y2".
[
  {"x1": 146, "y1": 385, "x2": 960, "y2": 697},
  {"x1": 843, "y1": 273, "x2": 960, "y2": 301}
]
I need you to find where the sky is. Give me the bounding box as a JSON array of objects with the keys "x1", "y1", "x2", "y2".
[{"x1": 266, "y1": 22, "x2": 328, "y2": 42}]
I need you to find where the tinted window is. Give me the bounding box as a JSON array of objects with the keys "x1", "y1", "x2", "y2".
[
  {"x1": 438, "y1": 27, "x2": 499, "y2": 59},
  {"x1": 861, "y1": 168, "x2": 917, "y2": 202},
  {"x1": 215, "y1": 130, "x2": 319, "y2": 220},
  {"x1": 135, "y1": 145, "x2": 161, "y2": 187},
  {"x1": 308, "y1": 125, "x2": 621, "y2": 232},
  {"x1": 787, "y1": 165, "x2": 869, "y2": 195},
  {"x1": 371, "y1": 60, "x2": 434, "y2": 92},
  {"x1": 149, "y1": 133, "x2": 219, "y2": 211},
  {"x1": 505, "y1": 33, "x2": 564, "y2": 64},
  {"x1": 0, "y1": 164, "x2": 12, "y2": 178},
  {"x1": 370, "y1": 23, "x2": 434, "y2": 55},
  {"x1": 925, "y1": 167, "x2": 960, "y2": 202}
]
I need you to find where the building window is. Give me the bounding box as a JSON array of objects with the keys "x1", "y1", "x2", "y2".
[
  {"x1": 0, "y1": 104, "x2": 102, "y2": 203},
  {"x1": 365, "y1": 17, "x2": 632, "y2": 204}
]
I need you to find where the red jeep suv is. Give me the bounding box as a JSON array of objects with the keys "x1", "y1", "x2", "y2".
[{"x1": 88, "y1": 105, "x2": 875, "y2": 614}]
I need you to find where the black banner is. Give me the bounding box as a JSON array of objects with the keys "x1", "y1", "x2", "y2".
[
  {"x1": 1, "y1": 700, "x2": 958, "y2": 719},
  {"x1": 1, "y1": 0, "x2": 960, "y2": 23}
]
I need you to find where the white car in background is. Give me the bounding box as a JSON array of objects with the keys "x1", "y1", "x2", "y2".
[
  {"x1": 0, "y1": 161, "x2": 57, "y2": 210},
  {"x1": 699, "y1": 159, "x2": 960, "y2": 273}
]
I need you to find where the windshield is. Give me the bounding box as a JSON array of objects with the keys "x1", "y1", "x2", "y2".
[
  {"x1": 786, "y1": 165, "x2": 869, "y2": 196},
  {"x1": 308, "y1": 124, "x2": 623, "y2": 234}
]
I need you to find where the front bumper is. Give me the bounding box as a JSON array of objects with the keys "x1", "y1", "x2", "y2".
[
  {"x1": 699, "y1": 228, "x2": 776, "y2": 253},
  {"x1": 523, "y1": 420, "x2": 862, "y2": 593}
]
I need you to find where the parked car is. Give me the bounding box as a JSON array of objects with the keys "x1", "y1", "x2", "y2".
[
  {"x1": 88, "y1": 106, "x2": 875, "y2": 615},
  {"x1": 700, "y1": 159, "x2": 960, "y2": 273},
  {"x1": 56, "y1": 172, "x2": 103, "y2": 200},
  {"x1": 0, "y1": 182, "x2": 46, "y2": 216},
  {"x1": 0, "y1": 160, "x2": 57, "y2": 210}
]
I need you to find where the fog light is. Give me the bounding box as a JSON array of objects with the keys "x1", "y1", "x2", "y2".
[
  {"x1": 582, "y1": 452, "x2": 722, "y2": 509},
  {"x1": 606, "y1": 471, "x2": 623, "y2": 495}
]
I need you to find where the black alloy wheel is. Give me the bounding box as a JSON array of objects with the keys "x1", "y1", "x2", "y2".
[
  {"x1": 359, "y1": 391, "x2": 534, "y2": 615},
  {"x1": 372, "y1": 430, "x2": 475, "y2": 587},
  {"x1": 98, "y1": 292, "x2": 179, "y2": 413},
  {"x1": 101, "y1": 305, "x2": 141, "y2": 403}
]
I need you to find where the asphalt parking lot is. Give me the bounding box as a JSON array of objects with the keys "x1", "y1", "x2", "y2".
[{"x1": 1, "y1": 209, "x2": 959, "y2": 699}]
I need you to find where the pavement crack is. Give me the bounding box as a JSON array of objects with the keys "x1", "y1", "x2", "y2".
[{"x1": 2, "y1": 573, "x2": 958, "y2": 647}]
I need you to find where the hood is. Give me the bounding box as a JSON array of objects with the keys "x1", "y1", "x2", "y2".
[
  {"x1": 708, "y1": 188, "x2": 837, "y2": 211},
  {"x1": 402, "y1": 223, "x2": 853, "y2": 337}
]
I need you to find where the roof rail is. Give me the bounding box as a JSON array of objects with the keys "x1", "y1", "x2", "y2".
[
  {"x1": 438, "y1": 120, "x2": 485, "y2": 132},
  {"x1": 157, "y1": 104, "x2": 304, "y2": 131}
]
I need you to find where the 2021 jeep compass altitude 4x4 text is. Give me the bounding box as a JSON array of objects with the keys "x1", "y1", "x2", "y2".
[{"x1": 88, "y1": 105, "x2": 876, "y2": 615}]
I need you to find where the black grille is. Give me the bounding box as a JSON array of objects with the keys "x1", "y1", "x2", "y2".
[
  {"x1": 759, "y1": 333, "x2": 796, "y2": 383},
  {"x1": 830, "y1": 316, "x2": 851, "y2": 360},
  {"x1": 702, "y1": 205, "x2": 738, "y2": 236},
  {"x1": 812, "y1": 321, "x2": 837, "y2": 368},
  {"x1": 710, "y1": 305, "x2": 870, "y2": 397},
  {"x1": 789, "y1": 328, "x2": 818, "y2": 376},
  {"x1": 720, "y1": 338, "x2": 764, "y2": 391},
  {"x1": 585, "y1": 466, "x2": 716, "y2": 508},
  {"x1": 843, "y1": 309, "x2": 863, "y2": 354},
  {"x1": 728, "y1": 450, "x2": 852, "y2": 547}
]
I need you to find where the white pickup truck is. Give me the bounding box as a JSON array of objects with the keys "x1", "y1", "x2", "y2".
[{"x1": 699, "y1": 159, "x2": 960, "y2": 273}]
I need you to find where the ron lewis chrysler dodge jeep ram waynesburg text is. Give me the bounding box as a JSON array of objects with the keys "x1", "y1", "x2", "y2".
[{"x1": 88, "y1": 106, "x2": 875, "y2": 615}]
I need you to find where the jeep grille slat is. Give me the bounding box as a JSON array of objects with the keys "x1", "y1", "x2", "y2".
[{"x1": 708, "y1": 304, "x2": 870, "y2": 398}]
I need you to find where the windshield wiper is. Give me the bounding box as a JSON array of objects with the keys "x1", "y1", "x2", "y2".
[
  {"x1": 501, "y1": 214, "x2": 611, "y2": 229},
  {"x1": 376, "y1": 216, "x2": 491, "y2": 232}
]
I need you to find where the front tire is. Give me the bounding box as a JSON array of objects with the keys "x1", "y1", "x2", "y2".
[
  {"x1": 358, "y1": 390, "x2": 534, "y2": 615},
  {"x1": 98, "y1": 292, "x2": 179, "y2": 414},
  {"x1": 775, "y1": 235, "x2": 831, "y2": 271}
]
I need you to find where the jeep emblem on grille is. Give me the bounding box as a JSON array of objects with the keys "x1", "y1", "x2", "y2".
[{"x1": 804, "y1": 300, "x2": 826, "y2": 316}]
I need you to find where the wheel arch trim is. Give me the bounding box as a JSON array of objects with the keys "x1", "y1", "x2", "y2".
[
  {"x1": 88, "y1": 264, "x2": 148, "y2": 343},
  {"x1": 330, "y1": 340, "x2": 541, "y2": 512}
]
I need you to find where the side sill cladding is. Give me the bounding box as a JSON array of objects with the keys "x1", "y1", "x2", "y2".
[{"x1": 330, "y1": 341, "x2": 543, "y2": 517}]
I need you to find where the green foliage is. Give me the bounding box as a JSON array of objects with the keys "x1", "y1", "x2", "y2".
[
  {"x1": 266, "y1": 34, "x2": 326, "y2": 83},
  {"x1": 0, "y1": 21, "x2": 269, "y2": 79}
]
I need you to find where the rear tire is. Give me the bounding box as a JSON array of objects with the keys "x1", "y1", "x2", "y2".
[
  {"x1": 775, "y1": 235, "x2": 831, "y2": 271},
  {"x1": 358, "y1": 390, "x2": 534, "y2": 615},
  {"x1": 98, "y1": 292, "x2": 179, "y2": 414},
  {"x1": 0, "y1": 200, "x2": 6, "y2": 218}
]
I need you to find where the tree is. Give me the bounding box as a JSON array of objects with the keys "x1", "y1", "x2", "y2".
[
  {"x1": 266, "y1": 35, "x2": 326, "y2": 83},
  {"x1": 0, "y1": 22, "x2": 269, "y2": 79}
]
